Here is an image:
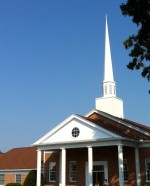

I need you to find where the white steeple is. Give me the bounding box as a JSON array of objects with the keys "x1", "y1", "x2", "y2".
[
  {"x1": 103, "y1": 15, "x2": 116, "y2": 98},
  {"x1": 95, "y1": 16, "x2": 124, "y2": 118},
  {"x1": 104, "y1": 15, "x2": 114, "y2": 82}
]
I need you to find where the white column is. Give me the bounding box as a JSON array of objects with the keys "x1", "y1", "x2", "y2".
[
  {"x1": 118, "y1": 145, "x2": 124, "y2": 186},
  {"x1": 59, "y1": 148, "x2": 66, "y2": 186},
  {"x1": 135, "y1": 147, "x2": 141, "y2": 186},
  {"x1": 88, "y1": 147, "x2": 93, "y2": 186},
  {"x1": 36, "y1": 150, "x2": 42, "y2": 186}
]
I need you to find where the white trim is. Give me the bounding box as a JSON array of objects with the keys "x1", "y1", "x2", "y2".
[
  {"x1": 33, "y1": 114, "x2": 120, "y2": 146},
  {"x1": 33, "y1": 114, "x2": 77, "y2": 145},
  {"x1": 36, "y1": 138, "x2": 137, "y2": 151}
]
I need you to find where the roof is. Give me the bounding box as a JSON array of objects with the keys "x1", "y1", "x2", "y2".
[
  {"x1": 0, "y1": 147, "x2": 37, "y2": 170},
  {"x1": 34, "y1": 109, "x2": 150, "y2": 149},
  {"x1": 84, "y1": 110, "x2": 150, "y2": 141}
]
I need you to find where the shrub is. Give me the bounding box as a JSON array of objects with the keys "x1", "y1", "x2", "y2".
[
  {"x1": 6, "y1": 183, "x2": 22, "y2": 186},
  {"x1": 23, "y1": 170, "x2": 44, "y2": 186}
]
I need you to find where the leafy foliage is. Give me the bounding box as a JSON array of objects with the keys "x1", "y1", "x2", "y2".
[
  {"x1": 23, "y1": 170, "x2": 44, "y2": 186},
  {"x1": 120, "y1": 0, "x2": 150, "y2": 92},
  {"x1": 6, "y1": 183, "x2": 22, "y2": 186}
]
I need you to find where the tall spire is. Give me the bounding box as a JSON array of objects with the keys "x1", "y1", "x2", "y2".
[
  {"x1": 95, "y1": 16, "x2": 124, "y2": 118},
  {"x1": 103, "y1": 15, "x2": 116, "y2": 97},
  {"x1": 104, "y1": 15, "x2": 114, "y2": 82}
]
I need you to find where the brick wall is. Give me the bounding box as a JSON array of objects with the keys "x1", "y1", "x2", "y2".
[
  {"x1": 4, "y1": 174, "x2": 15, "y2": 185},
  {"x1": 4, "y1": 173, "x2": 28, "y2": 185},
  {"x1": 139, "y1": 147, "x2": 150, "y2": 186},
  {"x1": 44, "y1": 151, "x2": 60, "y2": 186},
  {"x1": 21, "y1": 174, "x2": 28, "y2": 184},
  {"x1": 123, "y1": 146, "x2": 136, "y2": 186}
]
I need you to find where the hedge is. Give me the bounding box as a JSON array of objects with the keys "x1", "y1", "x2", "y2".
[{"x1": 6, "y1": 183, "x2": 22, "y2": 186}]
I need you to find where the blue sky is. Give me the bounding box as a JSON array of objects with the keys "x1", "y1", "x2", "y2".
[{"x1": 0, "y1": 0, "x2": 149, "y2": 152}]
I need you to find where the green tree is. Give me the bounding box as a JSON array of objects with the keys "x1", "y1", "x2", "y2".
[
  {"x1": 120, "y1": 0, "x2": 150, "y2": 92},
  {"x1": 23, "y1": 170, "x2": 44, "y2": 186}
]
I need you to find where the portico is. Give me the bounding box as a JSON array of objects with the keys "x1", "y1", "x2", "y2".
[{"x1": 35, "y1": 132, "x2": 141, "y2": 186}]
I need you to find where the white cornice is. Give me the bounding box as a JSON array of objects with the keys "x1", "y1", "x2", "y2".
[{"x1": 36, "y1": 138, "x2": 139, "y2": 151}]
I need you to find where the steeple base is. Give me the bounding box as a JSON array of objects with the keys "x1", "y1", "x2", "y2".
[{"x1": 95, "y1": 97, "x2": 124, "y2": 118}]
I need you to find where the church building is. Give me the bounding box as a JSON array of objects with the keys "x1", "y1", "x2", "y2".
[{"x1": 33, "y1": 17, "x2": 150, "y2": 186}]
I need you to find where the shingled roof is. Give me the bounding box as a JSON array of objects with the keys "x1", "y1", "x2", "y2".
[
  {"x1": 82, "y1": 110, "x2": 150, "y2": 141},
  {"x1": 0, "y1": 147, "x2": 37, "y2": 170}
]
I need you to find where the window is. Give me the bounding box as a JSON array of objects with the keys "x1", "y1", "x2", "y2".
[
  {"x1": 123, "y1": 159, "x2": 128, "y2": 182},
  {"x1": 93, "y1": 165, "x2": 104, "y2": 172},
  {"x1": 49, "y1": 162, "x2": 56, "y2": 182},
  {"x1": 0, "y1": 174, "x2": 4, "y2": 185},
  {"x1": 72, "y1": 128, "x2": 80, "y2": 138},
  {"x1": 69, "y1": 161, "x2": 77, "y2": 182},
  {"x1": 109, "y1": 84, "x2": 112, "y2": 94},
  {"x1": 104, "y1": 85, "x2": 107, "y2": 95},
  {"x1": 146, "y1": 158, "x2": 150, "y2": 181},
  {"x1": 114, "y1": 85, "x2": 116, "y2": 95},
  {"x1": 93, "y1": 165, "x2": 105, "y2": 185},
  {"x1": 16, "y1": 174, "x2": 21, "y2": 183}
]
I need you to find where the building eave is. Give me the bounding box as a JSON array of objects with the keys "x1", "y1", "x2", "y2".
[
  {"x1": 0, "y1": 168, "x2": 36, "y2": 174},
  {"x1": 139, "y1": 140, "x2": 150, "y2": 147},
  {"x1": 35, "y1": 137, "x2": 139, "y2": 151}
]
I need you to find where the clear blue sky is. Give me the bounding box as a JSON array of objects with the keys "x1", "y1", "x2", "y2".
[{"x1": 0, "y1": 0, "x2": 149, "y2": 152}]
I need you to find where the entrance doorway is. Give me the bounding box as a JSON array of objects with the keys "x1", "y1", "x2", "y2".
[
  {"x1": 85, "y1": 161, "x2": 108, "y2": 186},
  {"x1": 93, "y1": 165, "x2": 104, "y2": 186}
]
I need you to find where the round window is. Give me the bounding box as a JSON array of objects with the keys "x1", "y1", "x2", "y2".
[{"x1": 72, "y1": 127, "x2": 80, "y2": 138}]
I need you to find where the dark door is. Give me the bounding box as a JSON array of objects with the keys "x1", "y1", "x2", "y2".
[{"x1": 93, "y1": 171, "x2": 104, "y2": 186}]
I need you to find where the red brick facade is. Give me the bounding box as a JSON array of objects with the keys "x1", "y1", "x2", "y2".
[
  {"x1": 1, "y1": 146, "x2": 150, "y2": 186},
  {"x1": 139, "y1": 147, "x2": 150, "y2": 186},
  {"x1": 42, "y1": 146, "x2": 149, "y2": 186}
]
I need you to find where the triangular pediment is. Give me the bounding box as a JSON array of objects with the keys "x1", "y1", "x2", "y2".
[{"x1": 34, "y1": 114, "x2": 120, "y2": 146}]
